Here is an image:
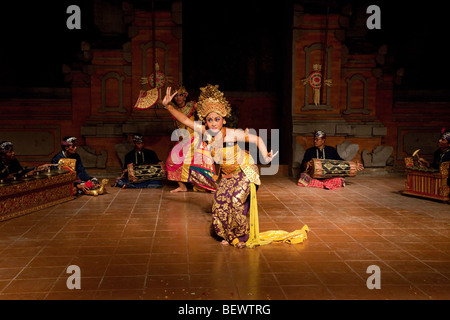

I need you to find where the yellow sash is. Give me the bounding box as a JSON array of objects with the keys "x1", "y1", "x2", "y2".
[{"x1": 245, "y1": 183, "x2": 309, "y2": 248}]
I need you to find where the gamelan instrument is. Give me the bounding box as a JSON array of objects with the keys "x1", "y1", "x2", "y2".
[
  {"x1": 308, "y1": 158, "x2": 357, "y2": 179},
  {"x1": 403, "y1": 158, "x2": 449, "y2": 202},
  {"x1": 127, "y1": 164, "x2": 165, "y2": 183},
  {"x1": 0, "y1": 169, "x2": 76, "y2": 221}
]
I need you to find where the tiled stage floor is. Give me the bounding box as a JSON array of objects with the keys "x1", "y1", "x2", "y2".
[{"x1": 0, "y1": 173, "x2": 449, "y2": 300}]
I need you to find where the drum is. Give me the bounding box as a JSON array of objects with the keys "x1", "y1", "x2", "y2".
[
  {"x1": 308, "y1": 158, "x2": 357, "y2": 179},
  {"x1": 127, "y1": 164, "x2": 165, "y2": 183}
]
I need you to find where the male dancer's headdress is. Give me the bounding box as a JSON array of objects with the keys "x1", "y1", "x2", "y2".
[
  {"x1": 314, "y1": 130, "x2": 326, "y2": 139},
  {"x1": 0, "y1": 141, "x2": 13, "y2": 154},
  {"x1": 176, "y1": 85, "x2": 187, "y2": 96},
  {"x1": 61, "y1": 136, "x2": 77, "y2": 147},
  {"x1": 132, "y1": 134, "x2": 144, "y2": 143},
  {"x1": 442, "y1": 131, "x2": 450, "y2": 142},
  {"x1": 196, "y1": 84, "x2": 231, "y2": 121}
]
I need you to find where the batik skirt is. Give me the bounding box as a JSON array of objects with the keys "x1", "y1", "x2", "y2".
[
  {"x1": 212, "y1": 171, "x2": 252, "y2": 243},
  {"x1": 212, "y1": 171, "x2": 310, "y2": 247}
]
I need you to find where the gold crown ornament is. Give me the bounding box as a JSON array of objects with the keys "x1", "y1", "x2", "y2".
[
  {"x1": 196, "y1": 84, "x2": 231, "y2": 121},
  {"x1": 176, "y1": 85, "x2": 187, "y2": 95}
]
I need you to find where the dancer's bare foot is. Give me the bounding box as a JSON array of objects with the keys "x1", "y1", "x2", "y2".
[
  {"x1": 230, "y1": 239, "x2": 246, "y2": 249},
  {"x1": 221, "y1": 240, "x2": 229, "y2": 246},
  {"x1": 170, "y1": 187, "x2": 187, "y2": 192},
  {"x1": 170, "y1": 182, "x2": 188, "y2": 193},
  {"x1": 235, "y1": 242, "x2": 246, "y2": 249}
]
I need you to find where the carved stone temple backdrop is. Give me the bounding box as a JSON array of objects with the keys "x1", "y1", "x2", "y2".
[{"x1": 0, "y1": 1, "x2": 449, "y2": 177}]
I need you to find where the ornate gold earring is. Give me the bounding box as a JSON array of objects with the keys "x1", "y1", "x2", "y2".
[{"x1": 223, "y1": 120, "x2": 227, "y2": 125}]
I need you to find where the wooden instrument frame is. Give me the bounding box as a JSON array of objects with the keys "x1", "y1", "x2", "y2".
[
  {"x1": 0, "y1": 172, "x2": 76, "y2": 221},
  {"x1": 403, "y1": 159, "x2": 450, "y2": 202}
]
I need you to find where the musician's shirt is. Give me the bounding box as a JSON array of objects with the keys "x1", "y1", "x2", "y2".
[
  {"x1": 0, "y1": 157, "x2": 24, "y2": 180},
  {"x1": 123, "y1": 148, "x2": 161, "y2": 169},
  {"x1": 51, "y1": 151, "x2": 93, "y2": 182},
  {"x1": 431, "y1": 148, "x2": 450, "y2": 170},
  {"x1": 301, "y1": 145, "x2": 343, "y2": 172}
]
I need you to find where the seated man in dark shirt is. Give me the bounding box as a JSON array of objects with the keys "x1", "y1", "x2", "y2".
[
  {"x1": 301, "y1": 131, "x2": 344, "y2": 171},
  {"x1": 114, "y1": 134, "x2": 164, "y2": 189},
  {"x1": 51, "y1": 136, "x2": 99, "y2": 194},
  {"x1": 418, "y1": 129, "x2": 450, "y2": 170},
  {"x1": 417, "y1": 128, "x2": 450, "y2": 186},
  {"x1": 0, "y1": 141, "x2": 48, "y2": 181},
  {"x1": 298, "y1": 130, "x2": 363, "y2": 190}
]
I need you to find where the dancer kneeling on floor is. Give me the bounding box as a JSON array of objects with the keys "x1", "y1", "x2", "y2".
[{"x1": 162, "y1": 84, "x2": 308, "y2": 249}]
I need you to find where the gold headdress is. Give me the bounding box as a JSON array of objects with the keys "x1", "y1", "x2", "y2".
[
  {"x1": 176, "y1": 85, "x2": 187, "y2": 95},
  {"x1": 196, "y1": 84, "x2": 231, "y2": 121}
]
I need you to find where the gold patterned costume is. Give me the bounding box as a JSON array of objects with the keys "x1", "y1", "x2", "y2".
[
  {"x1": 197, "y1": 84, "x2": 308, "y2": 248},
  {"x1": 165, "y1": 88, "x2": 217, "y2": 192}
]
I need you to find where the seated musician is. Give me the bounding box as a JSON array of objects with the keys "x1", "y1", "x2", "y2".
[
  {"x1": 114, "y1": 134, "x2": 164, "y2": 189},
  {"x1": 418, "y1": 129, "x2": 450, "y2": 170},
  {"x1": 417, "y1": 129, "x2": 450, "y2": 187},
  {"x1": 51, "y1": 136, "x2": 100, "y2": 195},
  {"x1": 0, "y1": 141, "x2": 48, "y2": 181},
  {"x1": 298, "y1": 130, "x2": 363, "y2": 190}
]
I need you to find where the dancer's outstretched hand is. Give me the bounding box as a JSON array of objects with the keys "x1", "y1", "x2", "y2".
[
  {"x1": 265, "y1": 150, "x2": 279, "y2": 163},
  {"x1": 162, "y1": 87, "x2": 177, "y2": 108}
]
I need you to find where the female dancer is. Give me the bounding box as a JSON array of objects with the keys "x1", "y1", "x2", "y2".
[
  {"x1": 162, "y1": 84, "x2": 278, "y2": 248},
  {"x1": 165, "y1": 86, "x2": 216, "y2": 193}
]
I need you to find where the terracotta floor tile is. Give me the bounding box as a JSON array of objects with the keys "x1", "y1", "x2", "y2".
[
  {"x1": 385, "y1": 260, "x2": 437, "y2": 273},
  {"x1": 326, "y1": 285, "x2": 384, "y2": 300},
  {"x1": 415, "y1": 285, "x2": 450, "y2": 299},
  {"x1": 77, "y1": 246, "x2": 116, "y2": 256},
  {"x1": 104, "y1": 264, "x2": 148, "y2": 277},
  {"x1": 97, "y1": 276, "x2": 146, "y2": 290},
  {"x1": 0, "y1": 268, "x2": 22, "y2": 281},
  {"x1": 401, "y1": 272, "x2": 450, "y2": 286},
  {"x1": 109, "y1": 254, "x2": 149, "y2": 265},
  {"x1": 0, "y1": 292, "x2": 47, "y2": 300},
  {"x1": 0, "y1": 257, "x2": 32, "y2": 269},
  {"x1": 145, "y1": 275, "x2": 190, "y2": 289},
  {"x1": 307, "y1": 261, "x2": 354, "y2": 273},
  {"x1": 282, "y1": 285, "x2": 335, "y2": 300},
  {"x1": 51, "y1": 276, "x2": 102, "y2": 292},
  {"x1": 96, "y1": 289, "x2": 146, "y2": 300},
  {"x1": 375, "y1": 285, "x2": 430, "y2": 300},
  {"x1": 149, "y1": 253, "x2": 188, "y2": 264},
  {"x1": 189, "y1": 273, "x2": 235, "y2": 288},
  {"x1": 237, "y1": 286, "x2": 287, "y2": 300},
  {"x1": 143, "y1": 287, "x2": 237, "y2": 300},
  {"x1": 0, "y1": 247, "x2": 41, "y2": 258},
  {"x1": 335, "y1": 248, "x2": 379, "y2": 260},
  {"x1": 232, "y1": 272, "x2": 279, "y2": 288},
  {"x1": 0, "y1": 280, "x2": 10, "y2": 292},
  {"x1": 114, "y1": 245, "x2": 151, "y2": 255},
  {"x1": 45, "y1": 290, "x2": 97, "y2": 300},
  {"x1": 16, "y1": 266, "x2": 65, "y2": 280},
  {"x1": 2, "y1": 278, "x2": 56, "y2": 294},
  {"x1": 315, "y1": 272, "x2": 365, "y2": 286},
  {"x1": 267, "y1": 261, "x2": 312, "y2": 273},
  {"x1": 27, "y1": 256, "x2": 72, "y2": 268},
  {"x1": 407, "y1": 250, "x2": 450, "y2": 261},
  {"x1": 296, "y1": 251, "x2": 342, "y2": 261},
  {"x1": 1, "y1": 174, "x2": 449, "y2": 301},
  {"x1": 275, "y1": 272, "x2": 321, "y2": 286},
  {"x1": 147, "y1": 263, "x2": 189, "y2": 276}
]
